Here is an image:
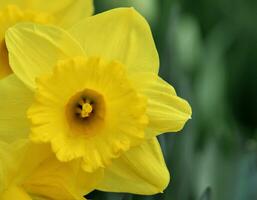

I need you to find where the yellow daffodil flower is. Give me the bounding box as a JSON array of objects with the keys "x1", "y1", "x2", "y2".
[
  {"x1": 0, "y1": 139, "x2": 102, "y2": 200},
  {"x1": 3, "y1": 8, "x2": 192, "y2": 195},
  {"x1": 0, "y1": 0, "x2": 94, "y2": 79}
]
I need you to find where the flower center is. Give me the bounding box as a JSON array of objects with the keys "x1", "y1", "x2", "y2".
[
  {"x1": 0, "y1": 5, "x2": 54, "y2": 78},
  {"x1": 66, "y1": 89, "x2": 106, "y2": 136}
]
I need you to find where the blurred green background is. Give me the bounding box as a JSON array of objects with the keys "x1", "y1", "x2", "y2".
[{"x1": 88, "y1": 0, "x2": 257, "y2": 199}]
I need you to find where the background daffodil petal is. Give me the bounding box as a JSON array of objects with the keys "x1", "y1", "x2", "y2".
[
  {"x1": 25, "y1": 0, "x2": 94, "y2": 28},
  {"x1": 0, "y1": 0, "x2": 23, "y2": 8},
  {"x1": 5, "y1": 23, "x2": 85, "y2": 89},
  {"x1": 96, "y1": 138, "x2": 170, "y2": 195},
  {"x1": 130, "y1": 72, "x2": 192, "y2": 136},
  {"x1": 1, "y1": 185, "x2": 32, "y2": 200},
  {"x1": 0, "y1": 0, "x2": 94, "y2": 28},
  {"x1": 23, "y1": 157, "x2": 103, "y2": 200},
  {"x1": 0, "y1": 75, "x2": 33, "y2": 142},
  {"x1": 0, "y1": 140, "x2": 102, "y2": 200},
  {"x1": 69, "y1": 7, "x2": 159, "y2": 74},
  {"x1": 20, "y1": 143, "x2": 103, "y2": 199},
  {"x1": 0, "y1": 141, "x2": 14, "y2": 194},
  {"x1": 0, "y1": 140, "x2": 49, "y2": 199}
]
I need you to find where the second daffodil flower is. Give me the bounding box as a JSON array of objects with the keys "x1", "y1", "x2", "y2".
[
  {"x1": 0, "y1": 139, "x2": 102, "y2": 200},
  {"x1": 3, "y1": 8, "x2": 192, "y2": 195},
  {"x1": 0, "y1": 0, "x2": 94, "y2": 79}
]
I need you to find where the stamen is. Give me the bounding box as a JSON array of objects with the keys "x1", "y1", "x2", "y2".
[
  {"x1": 66, "y1": 88, "x2": 105, "y2": 132},
  {"x1": 80, "y1": 102, "x2": 93, "y2": 118}
]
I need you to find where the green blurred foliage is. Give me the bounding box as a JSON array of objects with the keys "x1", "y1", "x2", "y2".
[{"x1": 88, "y1": 0, "x2": 257, "y2": 199}]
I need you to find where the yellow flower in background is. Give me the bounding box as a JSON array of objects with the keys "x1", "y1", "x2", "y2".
[
  {"x1": 2, "y1": 8, "x2": 192, "y2": 195},
  {"x1": 0, "y1": 139, "x2": 102, "y2": 200},
  {"x1": 0, "y1": 0, "x2": 94, "y2": 79}
]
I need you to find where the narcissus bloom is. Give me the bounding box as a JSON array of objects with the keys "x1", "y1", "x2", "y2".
[
  {"x1": 3, "y1": 8, "x2": 192, "y2": 194},
  {"x1": 0, "y1": 0, "x2": 94, "y2": 79},
  {"x1": 0, "y1": 139, "x2": 102, "y2": 200}
]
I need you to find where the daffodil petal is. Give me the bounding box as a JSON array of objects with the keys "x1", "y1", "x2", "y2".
[
  {"x1": 130, "y1": 72, "x2": 192, "y2": 137},
  {"x1": 0, "y1": 0, "x2": 94, "y2": 24},
  {"x1": 0, "y1": 140, "x2": 50, "y2": 198},
  {"x1": 1, "y1": 186, "x2": 32, "y2": 200},
  {"x1": 26, "y1": 0, "x2": 94, "y2": 28},
  {"x1": 0, "y1": 75, "x2": 33, "y2": 142},
  {"x1": 0, "y1": 141, "x2": 12, "y2": 193},
  {"x1": 97, "y1": 138, "x2": 170, "y2": 195},
  {"x1": 14, "y1": 141, "x2": 103, "y2": 199},
  {"x1": 69, "y1": 8, "x2": 159, "y2": 74},
  {"x1": 17, "y1": 141, "x2": 101, "y2": 199},
  {"x1": 23, "y1": 157, "x2": 103, "y2": 199},
  {"x1": 0, "y1": 0, "x2": 22, "y2": 8},
  {"x1": 5, "y1": 23, "x2": 85, "y2": 88},
  {"x1": 0, "y1": 139, "x2": 101, "y2": 199}
]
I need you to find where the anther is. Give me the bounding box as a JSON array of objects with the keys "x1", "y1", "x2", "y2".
[{"x1": 80, "y1": 102, "x2": 93, "y2": 118}]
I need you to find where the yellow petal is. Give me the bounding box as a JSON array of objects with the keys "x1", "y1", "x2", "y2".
[
  {"x1": 0, "y1": 139, "x2": 52, "y2": 188},
  {"x1": 0, "y1": 0, "x2": 94, "y2": 27},
  {"x1": 0, "y1": 141, "x2": 12, "y2": 193},
  {"x1": 0, "y1": 140, "x2": 44, "y2": 199},
  {"x1": 130, "y1": 72, "x2": 192, "y2": 137},
  {"x1": 0, "y1": 75, "x2": 33, "y2": 142},
  {"x1": 23, "y1": 157, "x2": 103, "y2": 200},
  {"x1": 5, "y1": 23, "x2": 85, "y2": 88},
  {"x1": 69, "y1": 8, "x2": 159, "y2": 74},
  {"x1": 0, "y1": 139, "x2": 101, "y2": 199},
  {"x1": 0, "y1": 1, "x2": 22, "y2": 8},
  {"x1": 97, "y1": 138, "x2": 170, "y2": 195},
  {"x1": 15, "y1": 141, "x2": 102, "y2": 199},
  {"x1": 25, "y1": 0, "x2": 94, "y2": 28},
  {"x1": 1, "y1": 185, "x2": 32, "y2": 200}
]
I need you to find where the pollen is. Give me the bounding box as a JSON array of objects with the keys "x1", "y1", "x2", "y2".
[{"x1": 79, "y1": 102, "x2": 93, "y2": 118}]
